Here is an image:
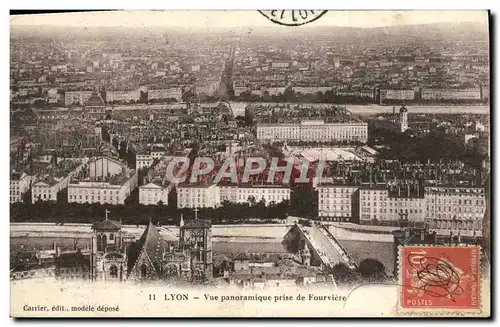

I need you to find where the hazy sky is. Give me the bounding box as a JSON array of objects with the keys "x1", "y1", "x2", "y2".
[{"x1": 10, "y1": 10, "x2": 488, "y2": 28}]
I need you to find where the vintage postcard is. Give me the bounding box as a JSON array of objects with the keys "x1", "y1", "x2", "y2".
[{"x1": 9, "y1": 10, "x2": 491, "y2": 318}]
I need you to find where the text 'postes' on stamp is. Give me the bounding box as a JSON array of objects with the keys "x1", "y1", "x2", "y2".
[{"x1": 401, "y1": 246, "x2": 480, "y2": 309}]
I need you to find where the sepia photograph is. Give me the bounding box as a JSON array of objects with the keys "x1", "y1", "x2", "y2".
[{"x1": 8, "y1": 9, "x2": 491, "y2": 318}]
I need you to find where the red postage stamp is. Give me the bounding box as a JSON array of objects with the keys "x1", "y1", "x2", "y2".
[{"x1": 401, "y1": 246, "x2": 480, "y2": 309}]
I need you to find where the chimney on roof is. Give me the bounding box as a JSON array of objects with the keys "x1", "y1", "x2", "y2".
[{"x1": 407, "y1": 183, "x2": 411, "y2": 197}]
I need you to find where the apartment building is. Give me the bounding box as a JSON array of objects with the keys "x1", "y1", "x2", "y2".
[
  {"x1": 317, "y1": 184, "x2": 359, "y2": 222},
  {"x1": 293, "y1": 86, "x2": 334, "y2": 94},
  {"x1": 138, "y1": 182, "x2": 173, "y2": 206},
  {"x1": 177, "y1": 184, "x2": 220, "y2": 209},
  {"x1": 355, "y1": 183, "x2": 486, "y2": 239},
  {"x1": 425, "y1": 186, "x2": 485, "y2": 238},
  {"x1": 380, "y1": 89, "x2": 415, "y2": 102},
  {"x1": 31, "y1": 160, "x2": 88, "y2": 203},
  {"x1": 359, "y1": 184, "x2": 426, "y2": 226},
  {"x1": 421, "y1": 88, "x2": 482, "y2": 101},
  {"x1": 236, "y1": 185, "x2": 290, "y2": 206},
  {"x1": 219, "y1": 185, "x2": 238, "y2": 203},
  {"x1": 261, "y1": 86, "x2": 287, "y2": 96},
  {"x1": 148, "y1": 88, "x2": 183, "y2": 101},
  {"x1": 106, "y1": 90, "x2": 141, "y2": 103},
  {"x1": 64, "y1": 91, "x2": 94, "y2": 106},
  {"x1": 32, "y1": 178, "x2": 66, "y2": 203},
  {"x1": 10, "y1": 172, "x2": 35, "y2": 203},
  {"x1": 336, "y1": 90, "x2": 374, "y2": 99}
]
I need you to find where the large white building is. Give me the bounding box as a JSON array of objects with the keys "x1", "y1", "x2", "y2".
[
  {"x1": 219, "y1": 184, "x2": 291, "y2": 206},
  {"x1": 355, "y1": 184, "x2": 486, "y2": 239},
  {"x1": 425, "y1": 186, "x2": 485, "y2": 238},
  {"x1": 10, "y1": 172, "x2": 35, "y2": 203},
  {"x1": 256, "y1": 120, "x2": 368, "y2": 143},
  {"x1": 67, "y1": 176, "x2": 137, "y2": 205},
  {"x1": 379, "y1": 89, "x2": 415, "y2": 102},
  {"x1": 261, "y1": 86, "x2": 286, "y2": 96},
  {"x1": 148, "y1": 88, "x2": 183, "y2": 102},
  {"x1": 32, "y1": 178, "x2": 67, "y2": 202},
  {"x1": 177, "y1": 184, "x2": 220, "y2": 209},
  {"x1": 106, "y1": 90, "x2": 141, "y2": 103},
  {"x1": 67, "y1": 157, "x2": 138, "y2": 205},
  {"x1": 219, "y1": 185, "x2": 239, "y2": 203},
  {"x1": 292, "y1": 86, "x2": 335, "y2": 94},
  {"x1": 318, "y1": 184, "x2": 359, "y2": 222},
  {"x1": 32, "y1": 160, "x2": 88, "y2": 203},
  {"x1": 138, "y1": 182, "x2": 172, "y2": 206},
  {"x1": 236, "y1": 185, "x2": 290, "y2": 206},
  {"x1": 87, "y1": 156, "x2": 126, "y2": 178},
  {"x1": 336, "y1": 90, "x2": 374, "y2": 99},
  {"x1": 421, "y1": 88, "x2": 482, "y2": 101},
  {"x1": 64, "y1": 91, "x2": 94, "y2": 106},
  {"x1": 359, "y1": 184, "x2": 426, "y2": 226}
]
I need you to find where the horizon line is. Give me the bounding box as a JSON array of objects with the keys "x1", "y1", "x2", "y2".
[
  {"x1": 10, "y1": 10, "x2": 488, "y2": 29},
  {"x1": 10, "y1": 20, "x2": 487, "y2": 30}
]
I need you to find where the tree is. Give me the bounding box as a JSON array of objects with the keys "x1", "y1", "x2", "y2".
[
  {"x1": 247, "y1": 196, "x2": 257, "y2": 207},
  {"x1": 282, "y1": 87, "x2": 297, "y2": 102},
  {"x1": 358, "y1": 259, "x2": 386, "y2": 282},
  {"x1": 262, "y1": 91, "x2": 271, "y2": 102},
  {"x1": 330, "y1": 262, "x2": 360, "y2": 286}
]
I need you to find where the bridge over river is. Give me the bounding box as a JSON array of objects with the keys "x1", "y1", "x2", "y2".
[{"x1": 284, "y1": 222, "x2": 358, "y2": 270}]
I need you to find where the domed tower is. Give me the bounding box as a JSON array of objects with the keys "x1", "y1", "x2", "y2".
[
  {"x1": 90, "y1": 210, "x2": 127, "y2": 281},
  {"x1": 399, "y1": 105, "x2": 408, "y2": 132}
]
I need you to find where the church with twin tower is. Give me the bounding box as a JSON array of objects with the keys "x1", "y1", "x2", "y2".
[{"x1": 90, "y1": 211, "x2": 213, "y2": 283}]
